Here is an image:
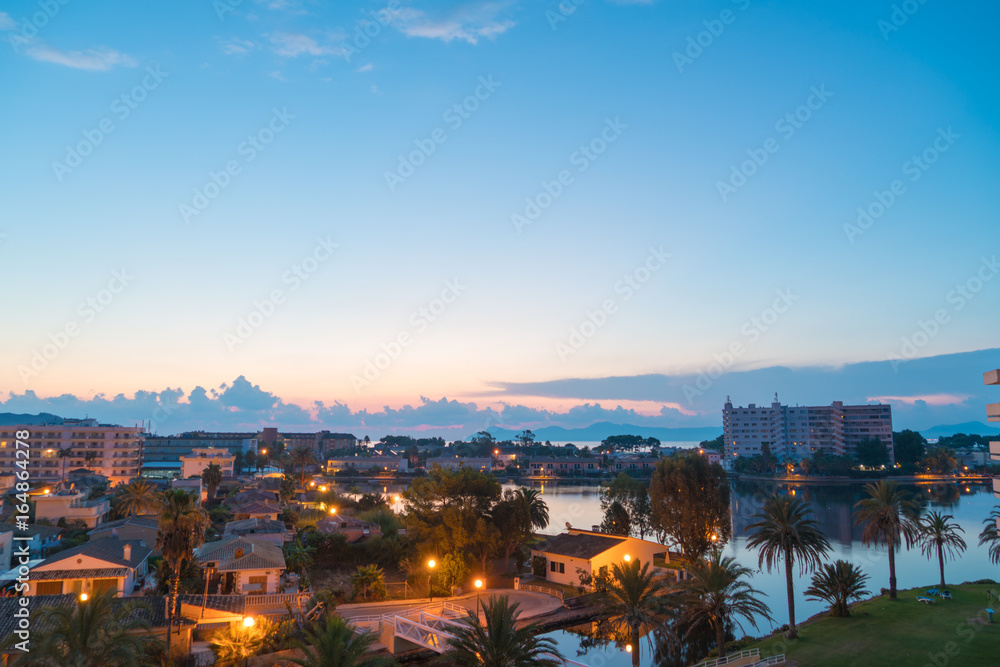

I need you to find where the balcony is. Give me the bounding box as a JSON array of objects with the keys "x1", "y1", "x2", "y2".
[
  {"x1": 990, "y1": 441, "x2": 1000, "y2": 463},
  {"x1": 984, "y1": 369, "x2": 1000, "y2": 386},
  {"x1": 987, "y1": 403, "x2": 1000, "y2": 422}
]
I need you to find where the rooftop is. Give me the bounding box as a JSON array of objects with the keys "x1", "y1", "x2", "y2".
[{"x1": 535, "y1": 532, "x2": 626, "y2": 559}]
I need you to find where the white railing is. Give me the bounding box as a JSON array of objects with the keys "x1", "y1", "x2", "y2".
[
  {"x1": 749, "y1": 656, "x2": 786, "y2": 667},
  {"x1": 693, "y1": 648, "x2": 760, "y2": 667},
  {"x1": 394, "y1": 615, "x2": 458, "y2": 652},
  {"x1": 245, "y1": 592, "x2": 311, "y2": 608},
  {"x1": 518, "y1": 583, "x2": 565, "y2": 601}
]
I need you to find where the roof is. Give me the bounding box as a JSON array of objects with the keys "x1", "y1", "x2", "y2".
[
  {"x1": 38, "y1": 538, "x2": 151, "y2": 570},
  {"x1": 223, "y1": 517, "x2": 289, "y2": 535},
  {"x1": 177, "y1": 593, "x2": 246, "y2": 614},
  {"x1": 230, "y1": 501, "x2": 281, "y2": 515},
  {"x1": 0, "y1": 522, "x2": 64, "y2": 540},
  {"x1": 0, "y1": 595, "x2": 190, "y2": 648},
  {"x1": 196, "y1": 536, "x2": 285, "y2": 571},
  {"x1": 534, "y1": 532, "x2": 626, "y2": 559},
  {"x1": 29, "y1": 567, "x2": 131, "y2": 580},
  {"x1": 88, "y1": 515, "x2": 159, "y2": 534}
]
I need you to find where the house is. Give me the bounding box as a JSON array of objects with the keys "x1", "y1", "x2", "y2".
[
  {"x1": 33, "y1": 489, "x2": 110, "y2": 528},
  {"x1": 179, "y1": 447, "x2": 236, "y2": 478},
  {"x1": 228, "y1": 489, "x2": 280, "y2": 506},
  {"x1": 611, "y1": 455, "x2": 661, "y2": 472},
  {"x1": 170, "y1": 478, "x2": 206, "y2": 504},
  {"x1": 528, "y1": 457, "x2": 599, "y2": 476},
  {"x1": 425, "y1": 457, "x2": 492, "y2": 472},
  {"x1": 28, "y1": 537, "x2": 152, "y2": 597},
  {"x1": 230, "y1": 501, "x2": 281, "y2": 521},
  {"x1": 223, "y1": 517, "x2": 292, "y2": 545},
  {"x1": 0, "y1": 595, "x2": 194, "y2": 660},
  {"x1": 315, "y1": 515, "x2": 381, "y2": 543},
  {"x1": 88, "y1": 515, "x2": 160, "y2": 553},
  {"x1": 0, "y1": 523, "x2": 65, "y2": 558},
  {"x1": 195, "y1": 536, "x2": 286, "y2": 595},
  {"x1": 325, "y1": 456, "x2": 408, "y2": 474},
  {"x1": 530, "y1": 527, "x2": 668, "y2": 588}
]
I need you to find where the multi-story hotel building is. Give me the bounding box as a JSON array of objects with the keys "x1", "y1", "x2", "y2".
[
  {"x1": 142, "y1": 432, "x2": 256, "y2": 477},
  {"x1": 985, "y1": 369, "x2": 1000, "y2": 522},
  {"x1": 0, "y1": 419, "x2": 142, "y2": 486},
  {"x1": 723, "y1": 396, "x2": 894, "y2": 463}
]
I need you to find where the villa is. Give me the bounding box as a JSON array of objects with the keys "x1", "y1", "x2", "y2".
[
  {"x1": 27, "y1": 537, "x2": 152, "y2": 597},
  {"x1": 195, "y1": 536, "x2": 286, "y2": 595},
  {"x1": 530, "y1": 527, "x2": 669, "y2": 588},
  {"x1": 33, "y1": 489, "x2": 111, "y2": 528}
]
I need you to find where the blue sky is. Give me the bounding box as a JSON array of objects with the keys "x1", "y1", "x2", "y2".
[{"x1": 1, "y1": 0, "x2": 998, "y2": 435}]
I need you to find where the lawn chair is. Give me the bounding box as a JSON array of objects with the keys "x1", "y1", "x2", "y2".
[
  {"x1": 940, "y1": 590, "x2": 952, "y2": 600},
  {"x1": 926, "y1": 588, "x2": 940, "y2": 596},
  {"x1": 917, "y1": 596, "x2": 936, "y2": 604}
]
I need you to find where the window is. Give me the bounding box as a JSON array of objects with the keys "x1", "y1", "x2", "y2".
[
  {"x1": 549, "y1": 561, "x2": 565, "y2": 574},
  {"x1": 36, "y1": 581, "x2": 63, "y2": 595},
  {"x1": 92, "y1": 578, "x2": 118, "y2": 596}
]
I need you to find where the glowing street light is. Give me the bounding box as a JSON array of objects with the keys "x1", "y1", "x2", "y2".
[
  {"x1": 427, "y1": 559, "x2": 437, "y2": 602},
  {"x1": 626, "y1": 645, "x2": 633, "y2": 653},
  {"x1": 79, "y1": 593, "x2": 88, "y2": 602},
  {"x1": 243, "y1": 616, "x2": 255, "y2": 627},
  {"x1": 475, "y1": 578, "x2": 483, "y2": 610},
  {"x1": 319, "y1": 485, "x2": 327, "y2": 492},
  {"x1": 329, "y1": 507, "x2": 337, "y2": 515},
  {"x1": 623, "y1": 554, "x2": 631, "y2": 562}
]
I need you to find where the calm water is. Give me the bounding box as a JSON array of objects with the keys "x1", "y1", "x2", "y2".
[{"x1": 514, "y1": 478, "x2": 1000, "y2": 667}]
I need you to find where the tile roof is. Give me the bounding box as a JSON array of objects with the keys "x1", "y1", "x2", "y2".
[
  {"x1": 0, "y1": 522, "x2": 64, "y2": 539},
  {"x1": 196, "y1": 536, "x2": 285, "y2": 571},
  {"x1": 87, "y1": 514, "x2": 159, "y2": 534},
  {"x1": 534, "y1": 532, "x2": 626, "y2": 559},
  {"x1": 223, "y1": 517, "x2": 289, "y2": 535},
  {"x1": 37, "y1": 538, "x2": 151, "y2": 570},
  {"x1": 230, "y1": 501, "x2": 281, "y2": 515},
  {"x1": 29, "y1": 567, "x2": 131, "y2": 580},
  {"x1": 177, "y1": 594, "x2": 246, "y2": 614}
]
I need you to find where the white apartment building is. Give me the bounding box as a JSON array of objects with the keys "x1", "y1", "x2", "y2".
[
  {"x1": 985, "y1": 369, "x2": 1000, "y2": 519},
  {"x1": 0, "y1": 419, "x2": 142, "y2": 486},
  {"x1": 723, "y1": 396, "x2": 893, "y2": 463},
  {"x1": 179, "y1": 447, "x2": 236, "y2": 479}
]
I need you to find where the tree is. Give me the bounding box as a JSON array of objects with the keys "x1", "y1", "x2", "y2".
[
  {"x1": 284, "y1": 537, "x2": 315, "y2": 577},
  {"x1": 113, "y1": 477, "x2": 161, "y2": 518},
  {"x1": 24, "y1": 590, "x2": 157, "y2": 666},
  {"x1": 746, "y1": 495, "x2": 830, "y2": 639},
  {"x1": 493, "y1": 488, "x2": 548, "y2": 573},
  {"x1": 681, "y1": 552, "x2": 772, "y2": 659},
  {"x1": 290, "y1": 445, "x2": 319, "y2": 484},
  {"x1": 233, "y1": 449, "x2": 245, "y2": 476},
  {"x1": 893, "y1": 429, "x2": 926, "y2": 466},
  {"x1": 57, "y1": 445, "x2": 74, "y2": 484},
  {"x1": 916, "y1": 511, "x2": 966, "y2": 587},
  {"x1": 470, "y1": 431, "x2": 496, "y2": 446},
  {"x1": 156, "y1": 488, "x2": 209, "y2": 658},
  {"x1": 599, "y1": 473, "x2": 652, "y2": 539},
  {"x1": 515, "y1": 430, "x2": 536, "y2": 447},
  {"x1": 601, "y1": 501, "x2": 632, "y2": 536},
  {"x1": 649, "y1": 454, "x2": 731, "y2": 559},
  {"x1": 977, "y1": 506, "x2": 1000, "y2": 566},
  {"x1": 804, "y1": 560, "x2": 871, "y2": 617},
  {"x1": 922, "y1": 447, "x2": 957, "y2": 474},
  {"x1": 290, "y1": 615, "x2": 396, "y2": 667},
  {"x1": 351, "y1": 564, "x2": 386, "y2": 601},
  {"x1": 441, "y1": 595, "x2": 562, "y2": 667},
  {"x1": 201, "y1": 462, "x2": 223, "y2": 504},
  {"x1": 855, "y1": 438, "x2": 889, "y2": 467},
  {"x1": 853, "y1": 481, "x2": 919, "y2": 599},
  {"x1": 438, "y1": 552, "x2": 472, "y2": 592},
  {"x1": 593, "y1": 559, "x2": 668, "y2": 667},
  {"x1": 210, "y1": 617, "x2": 270, "y2": 666},
  {"x1": 279, "y1": 474, "x2": 297, "y2": 504}
]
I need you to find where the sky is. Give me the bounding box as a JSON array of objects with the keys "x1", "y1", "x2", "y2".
[{"x1": 1, "y1": 0, "x2": 998, "y2": 436}]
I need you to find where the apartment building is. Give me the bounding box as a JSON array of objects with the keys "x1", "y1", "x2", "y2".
[
  {"x1": 179, "y1": 447, "x2": 236, "y2": 478},
  {"x1": 141, "y1": 432, "x2": 256, "y2": 477},
  {"x1": 0, "y1": 419, "x2": 142, "y2": 486},
  {"x1": 723, "y1": 396, "x2": 893, "y2": 462},
  {"x1": 986, "y1": 369, "x2": 1000, "y2": 520}
]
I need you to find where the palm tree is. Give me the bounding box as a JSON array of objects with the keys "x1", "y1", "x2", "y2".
[
  {"x1": 595, "y1": 559, "x2": 668, "y2": 667},
  {"x1": 23, "y1": 589, "x2": 158, "y2": 666},
  {"x1": 84, "y1": 450, "x2": 99, "y2": 470},
  {"x1": 279, "y1": 474, "x2": 298, "y2": 504},
  {"x1": 290, "y1": 614, "x2": 396, "y2": 667},
  {"x1": 804, "y1": 560, "x2": 871, "y2": 618},
  {"x1": 441, "y1": 595, "x2": 562, "y2": 667},
  {"x1": 681, "y1": 552, "x2": 773, "y2": 659},
  {"x1": 201, "y1": 462, "x2": 223, "y2": 505},
  {"x1": 515, "y1": 487, "x2": 549, "y2": 530},
  {"x1": 156, "y1": 488, "x2": 209, "y2": 658},
  {"x1": 351, "y1": 564, "x2": 386, "y2": 601},
  {"x1": 746, "y1": 494, "x2": 831, "y2": 639},
  {"x1": 978, "y1": 506, "x2": 1000, "y2": 566},
  {"x1": 853, "y1": 481, "x2": 919, "y2": 599},
  {"x1": 57, "y1": 445, "x2": 74, "y2": 484},
  {"x1": 285, "y1": 538, "x2": 315, "y2": 577},
  {"x1": 916, "y1": 511, "x2": 967, "y2": 587},
  {"x1": 113, "y1": 477, "x2": 161, "y2": 517},
  {"x1": 289, "y1": 445, "x2": 319, "y2": 484}
]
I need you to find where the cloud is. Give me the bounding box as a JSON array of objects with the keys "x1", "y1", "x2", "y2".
[
  {"x1": 25, "y1": 45, "x2": 137, "y2": 71},
  {"x1": 0, "y1": 11, "x2": 16, "y2": 30},
  {"x1": 269, "y1": 32, "x2": 344, "y2": 57},
  {"x1": 393, "y1": 1, "x2": 516, "y2": 44},
  {"x1": 220, "y1": 37, "x2": 256, "y2": 56},
  {"x1": 356, "y1": 63, "x2": 373, "y2": 72}
]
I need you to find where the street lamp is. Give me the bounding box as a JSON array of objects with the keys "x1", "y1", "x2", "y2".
[
  {"x1": 329, "y1": 507, "x2": 337, "y2": 515},
  {"x1": 475, "y1": 578, "x2": 483, "y2": 612},
  {"x1": 626, "y1": 645, "x2": 632, "y2": 654},
  {"x1": 79, "y1": 593, "x2": 88, "y2": 602},
  {"x1": 243, "y1": 616, "x2": 255, "y2": 627},
  {"x1": 623, "y1": 554, "x2": 631, "y2": 562},
  {"x1": 427, "y1": 559, "x2": 436, "y2": 602}
]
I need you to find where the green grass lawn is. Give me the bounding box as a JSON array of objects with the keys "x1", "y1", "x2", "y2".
[{"x1": 740, "y1": 584, "x2": 999, "y2": 667}]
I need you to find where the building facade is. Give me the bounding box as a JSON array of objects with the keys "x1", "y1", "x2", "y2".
[
  {"x1": 141, "y1": 432, "x2": 256, "y2": 477},
  {"x1": 0, "y1": 419, "x2": 142, "y2": 486},
  {"x1": 986, "y1": 370, "x2": 1000, "y2": 523},
  {"x1": 179, "y1": 447, "x2": 236, "y2": 478},
  {"x1": 723, "y1": 396, "x2": 894, "y2": 462},
  {"x1": 325, "y1": 456, "x2": 408, "y2": 474},
  {"x1": 425, "y1": 456, "x2": 492, "y2": 472}
]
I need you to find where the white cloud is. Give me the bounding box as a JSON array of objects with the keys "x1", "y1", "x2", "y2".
[
  {"x1": 357, "y1": 63, "x2": 373, "y2": 72},
  {"x1": 220, "y1": 37, "x2": 256, "y2": 56},
  {"x1": 394, "y1": 1, "x2": 517, "y2": 45},
  {"x1": 0, "y1": 11, "x2": 16, "y2": 30},
  {"x1": 25, "y1": 45, "x2": 137, "y2": 71},
  {"x1": 269, "y1": 32, "x2": 344, "y2": 57}
]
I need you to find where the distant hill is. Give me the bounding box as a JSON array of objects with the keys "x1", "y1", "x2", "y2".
[
  {"x1": 476, "y1": 421, "x2": 722, "y2": 444},
  {"x1": 919, "y1": 421, "x2": 1000, "y2": 440},
  {"x1": 0, "y1": 412, "x2": 64, "y2": 426}
]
